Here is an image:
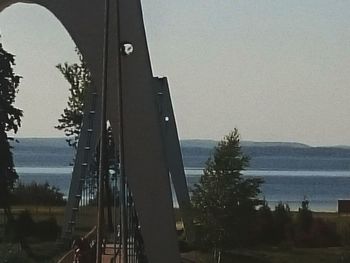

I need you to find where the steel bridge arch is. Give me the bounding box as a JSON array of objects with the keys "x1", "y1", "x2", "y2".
[{"x1": 0, "y1": 1, "x2": 189, "y2": 262}]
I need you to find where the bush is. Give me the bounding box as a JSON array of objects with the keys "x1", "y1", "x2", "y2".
[
  {"x1": 272, "y1": 202, "x2": 293, "y2": 244},
  {"x1": 12, "y1": 182, "x2": 66, "y2": 206},
  {"x1": 33, "y1": 217, "x2": 61, "y2": 241},
  {"x1": 5, "y1": 210, "x2": 34, "y2": 242},
  {"x1": 5, "y1": 210, "x2": 61, "y2": 242},
  {"x1": 339, "y1": 223, "x2": 350, "y2": 246},
  {"x1": 253, "y1": 200, "x2": 339, "y2": 248},
  {"x1": 310, "y1": 218, "x2": 339, "y2": 247},
  {"x1": 294, "y1": 217, "x2": 339, "y2": 248},
  {"x1": 178, "y1": 232, "x2": 195, "y2": 253},
  {"x1": 1, "y1": 247, "x2": 36, "y2": 263},
  {"x1": 256, "y1": 201, "x2": 275, "y2": 244},
  {"x1": 293, "y1": 200, "x2": 339, "y2": 248},
  {"x1": 296, "y1": 199, "x2": 313, "y2": 233}
]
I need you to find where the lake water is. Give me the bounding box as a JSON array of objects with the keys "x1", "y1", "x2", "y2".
[{"x1": 15, "y1": 167, "x2": 350, "y2": 212}]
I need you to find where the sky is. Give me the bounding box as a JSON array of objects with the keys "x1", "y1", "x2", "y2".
[{"x1": 0, "y1": 1, "x2": 350, "y2": 146}]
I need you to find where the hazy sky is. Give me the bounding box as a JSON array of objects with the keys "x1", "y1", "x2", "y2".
[{"x1": 0, "y1": 1, "x2": 350, "y2": 146}]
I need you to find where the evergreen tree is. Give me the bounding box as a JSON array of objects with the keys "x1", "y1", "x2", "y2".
[
  {"x1": 191, "y1": 129, "x2": 263, "y2": 260},
  {"x1": 0, "y1": 42, "x2": 23, "y2": 220}
]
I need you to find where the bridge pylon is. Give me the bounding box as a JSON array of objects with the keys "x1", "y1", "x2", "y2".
[{"x1": 0, "y1": 0, "x2": 193, "y2": 262}]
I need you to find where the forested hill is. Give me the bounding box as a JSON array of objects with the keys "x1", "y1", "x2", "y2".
[
  {"x1": 181, "y1": 140, "x2": 350, "y2": 170},
  {"x1": 10, "y1": 138, "x2": 350, "y2": 170}
]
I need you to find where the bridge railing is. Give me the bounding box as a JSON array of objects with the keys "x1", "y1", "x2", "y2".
[{"x1": 57, "y1": 226, "x2": 97, "y2": 263}]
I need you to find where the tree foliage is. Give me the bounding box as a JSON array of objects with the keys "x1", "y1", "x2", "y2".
[
  {"x1": 57, "y1": 50, "x2": 117, "y2": 230},
  {"x1": 55, "y1": 50, "x2": 91, "y2": 149},
  {"x1": 0, "y1": 42, "x2": 22, "y2": 217},
  {"x1": 191, "y1": 129, "x2": 263, "y2": 252},
  {"x1": 12, "y1": 182, "x2": 66, "y2": 206}
]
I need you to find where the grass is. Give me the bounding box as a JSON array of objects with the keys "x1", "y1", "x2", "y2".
[
  {"x1": 0, "y1": 241, "x2": 66, "y2": 263},
  {"x1": 182, "y1": 247, "x2": 350, "y2": 263},
  {"x1": 2, "y1": 207, "x2": 350, "y2": 262},
  {"x1": 0, "y1": 205, "x2": 97, "y2": 227},
  {"x1": 0, "y1": 205, "x2": 98, "y2": 262},
  {"x1": 181, "y1": 212, "x2": 350, "y2": 263},
  {"x1": 0, "y1": 206, "x2": 66, "y2": 262}
]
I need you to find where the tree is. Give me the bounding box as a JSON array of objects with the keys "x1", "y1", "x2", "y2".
[
  {"x1": 273, "y1": 202, "x2": 293, "y2": 243},
  {"x1": 297, "y1": 199, "x2": 313, "y2": 233},
  {"x1": 55, "y1": 49, "x2": 90, "y2": 149},
  {"x1": 56, "y1": 50, "x2": 115, "y2": 228},
  {"x1": 191, "y1": 129, "x2": 263, "y2": 261},
  {"x1": 0, "y1": 42, "x2": 23, "y2": 220},
  {"x1": 256, "y1": 200, "x2": 274, "y2": 244},
  {"x1": 12, "y1": 182, "x2": 66, "y2": 206}
]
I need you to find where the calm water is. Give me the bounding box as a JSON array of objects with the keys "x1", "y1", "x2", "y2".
[{"x1": 15, "y1": 167, "x2": 350, "y2": 212}]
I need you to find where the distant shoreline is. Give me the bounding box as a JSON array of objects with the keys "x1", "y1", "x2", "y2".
[
  {"x1": 16, "y1": 168, "x2": 350, "y2": 213},
  {"x1": 11, "y1": 137, "x2": 350, "y2": 171}
]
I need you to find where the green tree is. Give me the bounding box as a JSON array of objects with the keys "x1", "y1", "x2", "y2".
[
  {"x1": 56, "y1": 50, "x2": 115, "y2": 228},
  {"x1": 12, "y1": 182, "x2": 66, "y2": 206},
  {"x1": 191, "y1": 129, "x2": 263, "y2": 261},
  {"x1": 0, "y1": 43, "x2": 22, "y2": 220},
  {"x1": 55, "y1": 49, "x2": 90, "y2": 149},
  {"x1": 297, "y1": 199, "x2": 313, "y2": 232},
  {"x1": 273, "y1": 202, "x2": 292, "y2": 243},
  {"x1": 256, "y1": 200, "x2": 274, "y2": 244}
]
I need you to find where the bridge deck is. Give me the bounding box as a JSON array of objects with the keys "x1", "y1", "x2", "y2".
[{"x1": 102, "y1": 243, "x2": 122, "y2": 263}]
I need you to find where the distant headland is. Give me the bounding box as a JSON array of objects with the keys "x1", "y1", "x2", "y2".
[{"x1": 11, "y1": 137, "x2": 350, "y2": 171}]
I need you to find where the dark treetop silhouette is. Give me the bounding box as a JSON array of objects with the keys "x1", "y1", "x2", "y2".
[{"x1": 0, "y1": 42, "x2": 22, "y2": 220}]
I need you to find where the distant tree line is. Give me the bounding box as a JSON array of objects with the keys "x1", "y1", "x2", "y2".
[
  {"x1": 189, "y1": 199, "x2": 340, "y2": 254},
  {"x1": 254, "y1": 200, "x2": 339, "y2": 248},
  {"x1": 11, "y1": 182, "x2": 66, "y2": 206}
]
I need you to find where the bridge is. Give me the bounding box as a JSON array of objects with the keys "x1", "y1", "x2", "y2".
[{"x1": 0, "y1": 0, "x2": 193, "y2": 262}]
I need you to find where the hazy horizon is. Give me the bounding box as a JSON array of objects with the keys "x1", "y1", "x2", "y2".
[
  {"x1": 1, "y1": 1, "x2": 350, "y2": 146},
  {"x1": 10, "y1": 136, "x2": 350, "y2": 148}
]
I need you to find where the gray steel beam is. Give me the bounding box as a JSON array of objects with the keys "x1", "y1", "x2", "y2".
[
  {"x1": 62, "y1": 83, "x2": 102, "y2": 239},
  {"x1": 155, "y1": 77, "x2": 194, "y2": 241},
  {"x1": 114, "y1": 0, "x2": 181, "y2": 262},
  {"x1": 0, "y1": 1, "x2": 181, "y2": 262}
]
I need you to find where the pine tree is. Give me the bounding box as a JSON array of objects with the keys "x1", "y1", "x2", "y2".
[
  {"x1": 0, "y1": 42, "x2": 23, "y2": 220},
  {"x1": 191, "y1": 129, "x2": 263, "y2": 259}
]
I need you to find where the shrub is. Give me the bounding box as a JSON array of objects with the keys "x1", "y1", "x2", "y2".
[
  {"x1": 293, "y1": 200, "x2": 339, "y2": 248},
  {"x1": 5, "y1": 210, "x2": 61, "y2": 242},
  {"x1": 339, "y1": 223, "x2": 350, "y2": 246},
  {"x1": 309, "y1": 218, "x2": 339, "y2": 247},
  {"x1": 1, "y1": 250, "x2": 35, "y2": 263},
  {"x1": 33, "y1": 217, "x2": 61, "y2": 241},
  {"x1": 296, "y1": 199, "x2": 313, "y2": 232},
  {"x1": 12, "y1": 182, "x2": 66, "y2": 206},
  {"x1": 5, "y1": 210, "x2": 34, "y2": 242},
  {"x1": 294, "y1": 217, "x2": 339, "y2": 248},
  {"x1": 256, "y1": 201, "x2": 275, "y2": 244},
  {"x1": 272, "y1": 202, "x2": 293, "y2": 243}
]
